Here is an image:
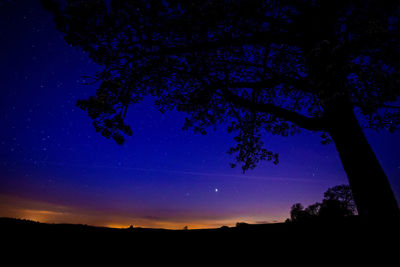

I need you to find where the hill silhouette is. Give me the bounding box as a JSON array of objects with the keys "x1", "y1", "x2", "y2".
[{"x1": 2, "y1": 216, "x2": 398, "y2": 257}]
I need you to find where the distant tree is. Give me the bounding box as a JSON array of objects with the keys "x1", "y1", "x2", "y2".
[
  {"x1": 289, "y1": 184, "x2": 356, "y2": 222},
  {"x1": 290, "y1": 202, "x2": 321, "y2": 222},
  {"x1": 318, "y1": 199, "x2": 353, "y2": 219},
  {"x1": 290, "y1": 203, "x2": 308, "y2": 222},
  {"x1": 42, "y1": 0, "x2": 400, "y2": 217},
  {"x1": 323, "y1": 184, "x2": 357, "y2": 215},
  {"x1": 304, "y1": 202, "x2": 322, "y2": 217}
]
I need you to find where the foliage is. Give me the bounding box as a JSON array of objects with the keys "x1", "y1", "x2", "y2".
[
  {"x1": 42, "y1": 0, "x2": 400, "y2": 171},
  {"x1": 288, "y1": 184, "x2": 356, "y2": 223},
  {"x1": 323, "y1": 184, "x2": 357, "y2": 214}
]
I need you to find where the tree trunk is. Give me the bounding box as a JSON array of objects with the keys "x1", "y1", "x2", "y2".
[{"x1": 326, "y1": 101, "x2": 399, "y2": 218}]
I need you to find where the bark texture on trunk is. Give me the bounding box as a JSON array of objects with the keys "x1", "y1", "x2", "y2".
[{"x1": 326, "y1": 102, "x2": 399, "y2": 218}]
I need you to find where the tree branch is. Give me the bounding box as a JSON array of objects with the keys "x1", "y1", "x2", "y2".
[
  {"x1": 221, "y1": 76, "x2": 312, "y2": 93},
  {"x1": 219, "y1": 87, "x2": 326, "y2": 131},
  {"x1": 134, "y1": 31, "x2": 299, "y2": 60}
]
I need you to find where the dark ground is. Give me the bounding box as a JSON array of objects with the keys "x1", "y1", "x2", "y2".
[
  {"x1": 0, "y1": 218, "x2": 397, "y2": 267},
  {"x1": 1, "y1": 216, "x2": 399, "y2": 261}
]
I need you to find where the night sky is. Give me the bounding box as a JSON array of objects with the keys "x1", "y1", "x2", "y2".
[{"x1": 1, "y1": 0, "x2": 399, "y2": 229}]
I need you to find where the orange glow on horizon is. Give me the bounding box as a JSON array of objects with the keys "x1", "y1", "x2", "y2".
[{"x1": 0, "y1": 194, "x2": 287, "y2": 230}]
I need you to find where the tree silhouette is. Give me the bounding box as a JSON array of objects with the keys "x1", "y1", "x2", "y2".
[
  {"x1": 289, "y1": 184, "x2": 356, "y2": 222},
  {"x1": 42, "y1": 0, "x2": 400, "y2": 217},
  {"x1": 323, "y1": 184, "x2": 356, "y2": 215},
  {"x1": 289, "y1": 203, "x2": 309, "y2": 222}
]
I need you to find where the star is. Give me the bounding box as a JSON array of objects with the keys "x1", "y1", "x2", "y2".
[{"x1": 215, "y1": 188, "x2": 219, "y2": 193}]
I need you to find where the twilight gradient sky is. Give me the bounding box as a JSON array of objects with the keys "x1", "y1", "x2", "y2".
[{"x1": 0, "y1": 0, "x2": 399, "y2": 229}]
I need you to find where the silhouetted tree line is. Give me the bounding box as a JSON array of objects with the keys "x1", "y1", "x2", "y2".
[{"x1": 287, "y1": 185, "x2": 357, "y2": 223}]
